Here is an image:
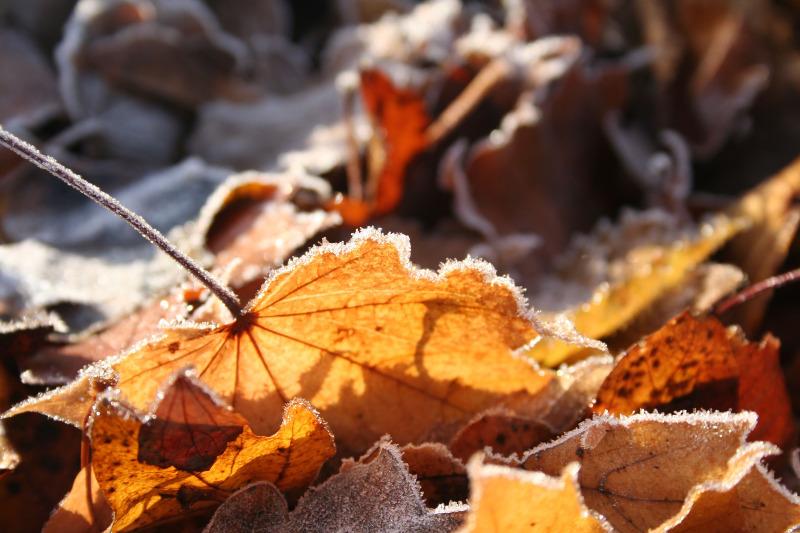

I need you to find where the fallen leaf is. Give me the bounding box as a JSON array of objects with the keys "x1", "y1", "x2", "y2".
[
  {"x1": 19, "y1": 290, "x2": 190, "y2": 385},
  {"x1": 90, "y1": 372, "x2": 335, "y2": 532},
  {"x1": 72, "y1": 0, "x2": 252, "y2": 108},
  {"x1": 457, "y1": 459, "x2": 610, "y2": 533},
  {"x1": 593, "y1": 311, "x2": 795, "y2": 448},
  {"x1": 655, "y1": 441, "x2": 800, "y2": 532},
  {"x1": 528, "y1": 211, "x2": 748, "y2": 366},
  {"x1": 604, "y1": 262, "x2": 744, "y2": 351},
  {"x1": 399, "y1": 441, "x2": 468, "y2": 507},
  {"x1": 464, "y1": 55, "x2": 628, "y2": 260},
  {"x1": 449, "y1": 409, "x2": 555, "y2": 463},
  {"x1": 197, "y1": 171, "x2": 341, "y2": 297},
  {"x1": 332, "y1": 69, "x2": 430, "y2": 226},
  {"x1": 21, "y1": 171, "x2": 339, "y2": 384},
  {"x1": 723, "y1": 156, "x2": 800, "y2": 332},
  {"x1": 512, "y1": 411, "x2": 766, "y2": 533},
  {"x1": 204, "y1": 440, "x2": 466, "y2": 533},
  {"x1": 9, "y1": 229, "x2": 599, "y2": 453}
]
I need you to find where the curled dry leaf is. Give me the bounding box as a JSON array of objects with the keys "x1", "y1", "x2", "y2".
[
  {"x1": 89, "y1": 372, "x2": 335, "y2": 532},
  {"x1": 593, "y1": 311, "x2": 795, "y2": 448},
  {"x1": 63, "y1": 0, "x2": 250, "y2": 109},
  {"x1": 333, "y1": 69, "x2": 430, "y2": 226},
  {"x1": 457, "y1": 459, "x2": 610, "y2": 533},
  {"x1": 511, "y1": 411, "x2": 783, "y2": 533},
  {"x1": 9, "y1": 229, "x2": 599, "y2": 452},
  {"x1": 655, "y1": 441, "x2": 800, "y2": 532},
  {"x1": 204, "y1": 440, "x2": 465, "y2": 533},
  {"x1": 528, "y1": 212, "x2": 748, "y2": 366}
]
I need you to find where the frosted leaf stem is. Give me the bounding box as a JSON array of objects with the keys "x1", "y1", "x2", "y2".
[{"x1": 0, "y1": 126, "x2": 243, "y2": 317}]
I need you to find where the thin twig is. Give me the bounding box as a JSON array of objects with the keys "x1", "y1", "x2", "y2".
[
  {"x1": 425, "y1": 58, "x2": 511, "y2": 146},
  {"x1": 0, "y1": 126, "x2": 243, "y2": 317},
  {"x1": 714, "y1": 267, "x2": 800, "y2": 316}
]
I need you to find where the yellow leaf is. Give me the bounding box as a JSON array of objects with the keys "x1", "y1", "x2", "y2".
[
  {"x1": 458, "y1": 459, "x2": 610, "y2": 533},
  {"x1": 10, "y1": 229, "x2": 596, "y2": 452},
  {"x1": 90, "y1": 373, "x2": 334, "y2": 532},
  {"x1": 529, "y1": 213, "x2": 747, "y2": 366}
]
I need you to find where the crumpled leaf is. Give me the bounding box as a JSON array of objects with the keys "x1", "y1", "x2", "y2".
[
  {"x1": 457, "y1": 459, "x2": 610, "y2": 533},
  {"x1": 463, "y1": 53, "x2": 627, "y2": 260},
  {"x1": 204, "y1": 440, "x2": 465, "y2": 533},
  {"x1": 655, "y1": 441, "x2": 800, "y2": 532},
  {"x1": 10, "y1": 229, "x2": 600, "y2": 453},
  {"x1": 593, "y1": 311, "x2": 795, "y2": 448},
  {"x1": 90, "y1": 372, "x2": 335, "y2": 532},
  {"x1": 511, "y1": 411, "x2": 777, "y2": 533},
  {"x1": 528, "y1": 211, "x2": 748, "y2": 366}
]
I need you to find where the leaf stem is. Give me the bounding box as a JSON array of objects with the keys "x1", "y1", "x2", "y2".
[
  {"x1": 713, "y1": 267, "x2": 800, "y2": 316},
  {"x1": 0, "y1": 126, "x2": 243, "y2": 317}
]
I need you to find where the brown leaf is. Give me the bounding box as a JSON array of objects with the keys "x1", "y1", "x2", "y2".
[
  {"x1": 21, "y1": 291, "x2": 189, "y2": 385},
  {"x1": 198, "y1": 171, "x2": 340, "y2": 298},
  {"x1": 90, "y1": 374, "x2": 335, "y2": 532},
  {"x1": 136, "y1": 372, "x2": 249, "y2": 471},
  {"x1": 10, "y1": 229, "x2": 596, "y2": 453},
  {"x1": 76, "y1": 1, "x2": 251, "y2": 108},
  {"x1": 464, "y1": 56, "x2": 628, "y2": 260},
  {"x1": 513, "y1": 411, "x2": 766, "y2": 533},
  {"x1": 204, "y1": 441, "x2": 465, "y2": 533},
  {"x1": 449, "y1": 410, "x2": 555, "y2": 463},
  {"x1": 399, "y1": 441, "x2": 468, "y2": 507},
  {"x1": 593, "y1": 311, "x2": 795, "y2": 448},
  {"x1": 450, "y1": 354, "x2": 614, "y2": 462},
  {"x1": 457, "y1": 460, "x2": 610, "y2": 533}
]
